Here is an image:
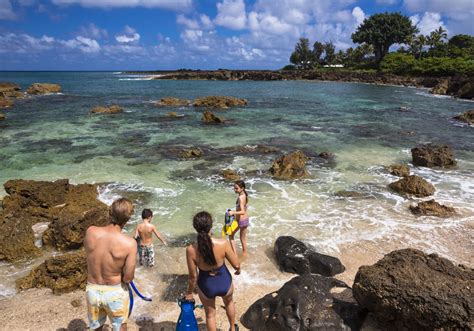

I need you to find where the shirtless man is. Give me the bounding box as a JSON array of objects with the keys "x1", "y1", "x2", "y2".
[
  {"x1": 134, "y1": 209, "x2": 167, "y2": 267},
  {"x1": 84, "y1": 198, "x2": 137, "y2": 331}
]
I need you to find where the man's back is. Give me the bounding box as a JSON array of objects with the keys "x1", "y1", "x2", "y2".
[{"x1": 85, "y1": 225, "x2": 136, "y2": 285}]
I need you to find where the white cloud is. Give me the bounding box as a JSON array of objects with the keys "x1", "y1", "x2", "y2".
[
  {"x1": 116, "y1": 25, "x2": 140, "y2": 43},
  {"x1": 352, "y1": 6, "x2": 365, "y2": 26},
  {"x1": 62, "y1": 36, "x2": 100, "y2": 53},
  {"x1": 404, "y1": 0, "x2": 473, "y2": 35},
  {"x1": 214, "y1": 0, "x2": 247, "y2": 30},
  {"x1": 0, "y1": 0, "x2": 16, "y2": 20},
  {"x1": 410, "y1": 12, "x2": 447, "y2": 36},
  {"x1": 79, "y1": 23, "x2": 108, "y2": 39},
  {"x1": 0, "y1": 33, "x2": 54, "y2": 53},
  {"x1": 51, "y1": 0, "x2": 193, "y2": 11}
]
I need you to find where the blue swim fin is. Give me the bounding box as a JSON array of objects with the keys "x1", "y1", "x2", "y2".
[{"x1": 176, "y1": 298, "x2": 198, "y2": 331}]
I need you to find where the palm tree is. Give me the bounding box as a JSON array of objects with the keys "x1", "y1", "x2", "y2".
[{"x1": 427, "y1": 26, "x2": 448, "y2": 51}]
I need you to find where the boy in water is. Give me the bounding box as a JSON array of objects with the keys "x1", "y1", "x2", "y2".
[{"x1": 134, "y1": 209, "x2": 167, "y2": 267}]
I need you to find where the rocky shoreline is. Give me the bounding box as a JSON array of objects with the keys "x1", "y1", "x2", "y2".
[{"x1": 123, "y1": 70, "x2": 474, "y2": 100}]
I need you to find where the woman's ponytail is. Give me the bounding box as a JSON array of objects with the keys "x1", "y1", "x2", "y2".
[{"x1": 193, "y1": 211, "x2": 217, "y2": 266}]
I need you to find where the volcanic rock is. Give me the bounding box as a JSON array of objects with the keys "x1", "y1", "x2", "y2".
[
  {"x1": 0, "y1": 96, "x2": 13, "y2": 108},
  {"x1": 411, "y1": 144, "x2": 456, "y2": 168},
  {"x1": 221, "y1": 169, "x2": 240, "y2": 181},
  {"x1": 274, "y1": 236, "x2": 345, "y2": 276},
  {"x1": 178, "y1": 148, "x2": 203, "y2": 159},
  {"x1": 241, "y1": 274, "x2": 365, "y2": 331},
  {"x1": 202, "y1": 110, "x2": 224, "y2": 123},
  {"x1": 26, "y1": 83, "x2": 61, "y2": 95},
  {"x1": 429, "y1": 79, "x2": 449, "y2": 95},
  {"x1": 388, "y1": 164, "x2": 410, "y2": 177},
  {"x1": 155, "y1": 97, "x2": 190, "y2": 107},
  {"x1": 0, "y1": 113, "x2": 5, "y2": 121},
  {"x1": 0, "y1": 82, "x2": 20, "y2": 94},
  {"x1": 269, "y1": 150, "x2": 309, "y2": 180},
  {"x1": 409, "y1": 199, "x2": 456, "y2": 217},
  {"x1": 0, "y1": 179, "x2": 109, "y2": 261},
  {"x1": 388, "y1": 175, "x2": 435, "y2": 197},
  {"x1": 453, "y1": 109, "x2": 474, "y2": 125},
  {"x1": 90, "y1": 105, "x2": 123, "y2": 114},
  {"x1": 353, "y1": 248, "x2": 474, "y2": 330},
  {"x1": 193, "y1": 96, "x2": 247, "y2": 109},
  {"x1": 16, "y1": 250, "x2": 87, "y2": 294}
]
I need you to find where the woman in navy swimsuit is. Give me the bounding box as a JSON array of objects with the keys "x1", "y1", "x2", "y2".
[
  {"x1": 228, "y1": 180, "x2": 249, "y2": 257},
  {"x1": 185, "y1": 211, "x2": 241, "y2": 331}
]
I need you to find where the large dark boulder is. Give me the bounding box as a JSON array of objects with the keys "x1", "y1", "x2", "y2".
[
  {"x1": 353, "y1": 248, "x2": 473, "y2": 330},
  {"x1": 411, "y1": 144, "x2": 456, "y2": 168},
  {"x1": 241, "y1": 274, "x2": 365, "y2": 330},
  {"x1": 0, "y1": 179, "x2": 109, "y2": 261},
  {"x1": 388, "y1": 175, "x2": 435, "y2": 197},
  {"x1": 16, "y1": 250, "x2": 87, "y2": 294},
  {"x1": 409, "y1": 199, "x2": 456, "y2": 217},
  {"x1": 269, "y1": 150, "x2": 309, "y2": 180},
  {"x1": 275, "y1": 236, "x2": 345, "y2": 276}
]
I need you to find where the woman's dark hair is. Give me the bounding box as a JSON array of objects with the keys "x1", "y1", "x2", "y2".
[
  {"x1": 235, "y1": 180, "x2": 248, "y2": 201},
  {"x1": 193, "y1": 211, "x2": 217, "y2": 266}
]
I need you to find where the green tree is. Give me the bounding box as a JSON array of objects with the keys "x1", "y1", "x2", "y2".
[
  {"x1": 289, "y1": 37, "x2": 315, "y2": 69},
  {"x1": 407, "y1": 34, "x2": 427, "y2": 59},
  {"x1": 313, "y1": 41, "x2": 325, "y2": 65},
  {"x1": 352, "y1": 12, "x2": 418, "y2": 62},
  {"x1": 324, "y1": 42, "x2": 336, "y2": 64},
  {"x1": 427, "y1": 26, "x2": 447, "y2": 51},
  {"x1": 447, "y1": 34, "x2": 474, "y2": 58}
]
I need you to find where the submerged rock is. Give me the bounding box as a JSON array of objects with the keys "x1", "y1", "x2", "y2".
[
  {"x1": 269, "y1": 150, "x2": 309, "y2": 180},
  {"x1": 166, "y1": 111, "x2": 185, "y2": 118},
  {"x1": 335, "y1": 190, "x2": 371, "y2": 199},
  {"x1": 453, "y1": 109, "x2": 474, "y2": 125},
  {"x1": 388, "y1": 164, "x2": 410, "y2": 177},
  {"x1": 411, "y1": 144, "x2": 456, "y2": 168},
  {"x1": 388, "y1": 175, "x2": 435, "y2": 197},
  {"x1": 193, "y1": 96, "x2": 247, "y2": 109},
  {"x1": 0, "y1": 179, "x2": 109, "y2": 261},
  {"x1": 0, "y1": 96, "x2": 13, "y2": 108},
  {"x1": 155, "y1": 97, "x2": 190, "y2": 107},
  {"x1": 26, "y1": 83, "x2": 61, "y2": 95},
  {"x1": 0, "y1": 113, "x2": 5, "y2": 120},
  {"x1": 241, "y1": 274, "x2": 365, "y2": 330},
  {"x1": 90, "y1": 105, "x2": 123, "y2": 114},
  {"x1": 16, "y1": 250, "x2": 87, "y2": 294},
  {"x1": 409, "y1": 199, "x2": 456, "y2": 217},
  {"x1": 353, "y1": 248, "x2": 474, "y2": 330},
  {"x1": 202, "y1": 110, "x2": 225, "y2": 123},
  {"x1": 274, "y1": 236, "x2": 345, "y2": 276}
]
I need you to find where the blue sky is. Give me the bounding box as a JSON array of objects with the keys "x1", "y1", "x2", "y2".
[{"x1": 0, "y1": 0, "x2": 472, "y2": 70}]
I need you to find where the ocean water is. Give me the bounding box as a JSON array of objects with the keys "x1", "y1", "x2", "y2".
[{"x1": 0, "y1": 72, "x2": 473, "y2": 299}]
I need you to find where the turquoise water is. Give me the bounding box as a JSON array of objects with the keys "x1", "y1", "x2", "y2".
[{"x1": 0, "y1": 72, "x2": 473, "y2": 297}]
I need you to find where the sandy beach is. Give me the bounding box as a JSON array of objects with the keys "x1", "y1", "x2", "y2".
[{"x1": 1, "y1": 224, "x2": 472, "y2": 331}]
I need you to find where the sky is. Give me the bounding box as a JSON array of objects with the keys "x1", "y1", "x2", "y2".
[{"x1": 0, "y1": 0, "x2": 473, "y2": 70}]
